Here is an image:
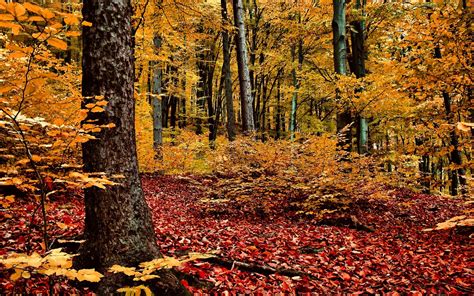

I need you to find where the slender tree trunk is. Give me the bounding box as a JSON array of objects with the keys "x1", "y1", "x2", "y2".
[
  {"x1": 78, "y1": 1, "x2": 188, "y2": 294},
  {"x1": 333, "y1": 0, "x2": 352, "y2": 151},
  {"x1": 151, "y1": 36, "x2": 163, "y2": 157},
  {"x1": 290, "y1": 39, "x2": 303, "y2": 141},
  {"x1": 233, "y1": 0, "x2": 255, "y2": 132},
  {"x1": 350, "y1": 0, "x2": 368, "y2": 154},
  {"x1": 275, "y1": 69, "x2": 282, "y2": 139},
  {"x1": 221, "y1": 0, "x2": 237, "y2": 141}
]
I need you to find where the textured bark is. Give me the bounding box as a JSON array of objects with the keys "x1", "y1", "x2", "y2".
[
  {"x1": 221, "y1": 0, "x2": 237, "y2": 141},
  {"x1": 79, "y1": 1, "x2": 188, "y2": 294},
  {"x1": 233, "y1": 0, "x2": 255, "y2": 132},
  {"x1": 332, "y1": 0, "x2": 352, "y2": 151},
  {"x1": 350, "y1": 0, "x2": 368, "y2": 155},
  {"x1": 151, "y1": 60, "x2": 163, "y2": 154},
  {"x1": 151, "y1": 36, "x2": 163, "y2": 154}
]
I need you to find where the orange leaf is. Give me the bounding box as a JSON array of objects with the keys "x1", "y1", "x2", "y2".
[{"x1": 47, "y1": 38, "x2": 67, "y2": 50}]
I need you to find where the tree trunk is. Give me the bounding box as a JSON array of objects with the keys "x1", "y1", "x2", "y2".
[
  {"x1": 221, "y1": 0, "x2": 237, "y2": 141},
  {"x1": 151, "y1": 36, "x2": 163, "y2": 157},
  {"x1": 275, "y1": 69, "x2": 282, "y2": 139},
  {"x1": 233, "y1": 0, "x2": 255, "y2": 132},
  {"x1": 333, "y1": 0, "x2": 352, "y2": 151},
  {"x1": 78, "y1": 1, "x2": 188, "y2": 294},
  {"x1": 350, "y1": 0, "x2": 368, "y2": 154},
  {"x1": 290, "y1": 39, "x2": 303, "y2": 141},
  {"x1": 434, "y1": 43, "x2": 466, "y2": 195}
]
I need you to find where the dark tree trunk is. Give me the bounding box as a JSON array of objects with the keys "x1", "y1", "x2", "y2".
[
  {"x1": 233, "y1": 0, "x2": 255, "y2": 132},
  {"x1": 275, "y1": 69, "x2": 282, "y2": 139},
  {"x1": 350, "y1": 0, "x2": 368, "y2": 155},
  {"x1": 151, "y1": 36, "x2": 163, "y2": 156},
  {"x1": 433, "y1": 44, "x2": 466, "y2": 195},
  {"x1": 78, "y1": 1, "x2": 189, "y2": 294},
  {"x1": 221, "y1": 0, "x2": 237, "y2": 141}
]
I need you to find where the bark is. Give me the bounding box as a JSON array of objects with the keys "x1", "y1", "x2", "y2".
[
  {"x1": 350, "y1": 0, "x2": 368, "y2": 154},
  {"x1": 221, "y1": 0, "x2": 237, "y2": 141},
  {"x1": 275, "y1": 69, "x2": 282, "y2": 139},
  {"x1": 290, "y1": 39, "x2": 303, "y2": 141},
  {"x1": 151, "y1": 36, "x2": 163, "y2": 156},
  {"x1": 332, "y1": 0, "x2": 352, "y2": 151},
  {"x1": 434, "y1": 41, "x2": 466, "y2": 195},
  {"x1": 78, "y1": 1, "x2": 188, "y2": 294},
  {"x1": 233, "y1": 0, "x2": 255, "y2": 132}
]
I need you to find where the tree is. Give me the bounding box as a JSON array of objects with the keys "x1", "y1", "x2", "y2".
[
  {"x1": 349, "y1": 0, "x2": 368, "y2": 154},
  {"x1": 77, "y1": 0, "x2": 189, "y2": 293},
  {"x1": 233, "y1": 0, "x2": 255, "y2": 133},
  {"x1": 151, "y1": 35, "x2": 164, "y2": 158},
  {"x1": 332, "y1": 0, "x2": 352, "y2": 150},
  {"x1": 221, "y1": 0, "x2": 237, "y2": 141}
]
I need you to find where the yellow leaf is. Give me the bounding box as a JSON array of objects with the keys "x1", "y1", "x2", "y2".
[
  {"x1": 22, "y1": 270, "x2": 31, "y2": 279},
  {"x1": 23, "y1": 2, "x2": 43, "y2": 15},
  {"x1": 28, "y1": 16, "x2": 44, "y2": 22},
  {"x1": 64, "y1": 14, "x2": 79, "y2": 25},
  {"x1": 10, "y1": 269, "x2": 22, "y2": 281},
  {"x1": 82, "y1": 20, "x2": 92, "y2": 27},
  {"x1": 0, "y1": 14, "x2": 14, "y2": 21},
  {"x1": 31, "y1": 155, "x2": 41, "y2": 162},
  {"x1": 65, "y1": 31, "x2": 81, "y2": 37},
  {"x1": 134, "y1": 274, "x2": 159, "y2": 281},
  {"x1": 32, "y1": 32, "x2": 49, "y2": 40},
  {"x1": 9, "y1": 51, "x2": 27, "y2": 59},
  {"x1": 14, "y1": 3, "x2": 26, "y2": 17},
  {"x1": 40, "y1": 9, "x2": 55, "y2": 19},
  {"x1": 456, "y1": 122, "x2": 474, "y2": 132},
  {"x1": 53, "y1": 118, "x2": 64, "y2": 126},
  {"x1": 11, "y1": 23, "x2": 20, "y2": 35},
  {"x1": 109, "y1": 265, "x2": 138, "y2": 276},
  {"x1": 76, "y1": 269, "x2": 103, "y2": 282},
  {"x1": 85, "y1": 103, "x2": 95, "y2": 109},
  {"x1": 96, "y1": 100, "x2": 108, "y2": 106},
  {"x1": 91, "y1": 106, "x2": 104, "y2": 113},
  {"x1": 47, "y1": 38, "x2": 67, "y2": 51}
]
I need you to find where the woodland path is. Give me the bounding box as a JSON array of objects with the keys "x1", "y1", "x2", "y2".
[{"x1": 1, "y1": 175, "x2": 472, "y2": 294}]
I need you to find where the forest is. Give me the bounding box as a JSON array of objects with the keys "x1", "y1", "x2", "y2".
[{"x1": 0, "y1": 0, "x2": 472, "y2": 294}]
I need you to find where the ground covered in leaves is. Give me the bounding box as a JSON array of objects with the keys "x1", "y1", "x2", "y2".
[{"x1": 1, "y1": 174, "x2": 472, "y2": 294}]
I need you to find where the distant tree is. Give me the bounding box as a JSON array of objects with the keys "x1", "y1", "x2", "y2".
[
  {"x1": 332, "y1": 0, "x2": 352, "y2": 150},
  {"x1": 77, "y1": 0, "x2": 189, "y2": 293},
  {"x1": 221, "y1": 0, "x2": 237, "y2": 141},
  {"x1": 233, "y1": 0, "x2": 255, "y2": 133}
]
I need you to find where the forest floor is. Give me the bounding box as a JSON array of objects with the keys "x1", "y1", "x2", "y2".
[{"x1": 1, "y1": 174, "x2": 472, "y2": 294}]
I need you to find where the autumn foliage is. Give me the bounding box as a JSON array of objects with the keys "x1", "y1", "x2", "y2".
[{"x1": 0, "y1": 0, "x2": 472, "y2": 294}]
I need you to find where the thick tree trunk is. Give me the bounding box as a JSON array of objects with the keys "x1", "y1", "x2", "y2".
[
  {"x1": 79, "y1": 1, "x2": 188, "y2": 294},
  {"x1": 333, "y1": 0, "x2": 352, "y2": 151},
  {"x1": 233, "y1": 0, "x2": 255, "y2": 132},
  {"x1": 221, "y1": 0, "x2": 237, "y2": 141}
]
